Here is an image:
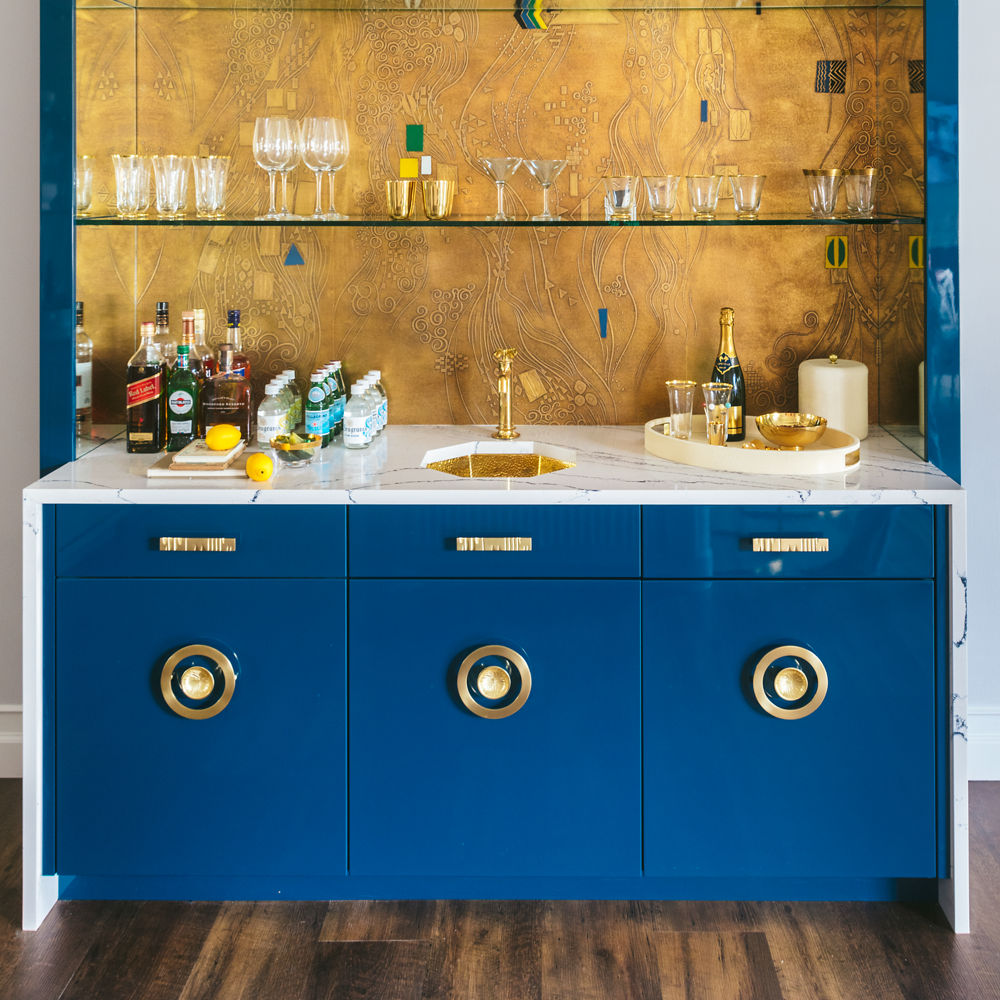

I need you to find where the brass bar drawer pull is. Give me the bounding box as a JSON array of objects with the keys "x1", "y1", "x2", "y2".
[
  {"x1": 455, "y1": 537, "x2": 532, "y2": 552},
  {"x1": 159, "y1": 537, "x2": 237, "y2": 553},
  {"x1": 751, "y1": 537, "x2": 830, "y2": 553}
]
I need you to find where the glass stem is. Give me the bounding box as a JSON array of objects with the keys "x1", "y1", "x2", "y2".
[
  {"x1": 496, "y1": 181, "x2": 505, "y2": 218},
  {"x1": 268, "y1": 171, "x2": 277, "y2": 216},
  {"x1": 280, "y1": 172, "x2": 289, "y2": 214},
  {"x1": 327, "y1": 172, "x2": 337, "y2": 216},
  {"x1": 313, "y1": 170, "x2": 323, "y2": 216},
  {"x1": 542, "y1": 183, "x2": 551, "y2": 218}
]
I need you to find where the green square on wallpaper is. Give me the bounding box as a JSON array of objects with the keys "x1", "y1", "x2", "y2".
[{"x1": 405, "y1": 124, "x2": 424, "y2": 152}]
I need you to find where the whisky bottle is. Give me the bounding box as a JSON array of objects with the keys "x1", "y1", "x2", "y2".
[
  {"x1": 711, "y1": 306, "x2": 746, "y2": 442},
  {"x1": 166, "y1": 344, "x2": 200, "y2": 452},
  {"x1": 226, "y1": 309, "x2": 251, "y2": 378},
  {"x1": 201, "y1": 343, "x2": 252, "y2": 441},
  {"x1": 154, "y1": 301, "x2": 175, "y2": 369},
  {"x1": 126, "y1": 321, "x2": 165, "y2": 453},
  {"x1": 193, "y1": 307, "x2": 217, "y2": 377},
  {"x1": 75, "y1": 301, "x2": 93, "y2": 440}
]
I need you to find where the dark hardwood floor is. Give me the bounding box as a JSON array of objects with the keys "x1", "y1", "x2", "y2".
[{"x1": 2, "y1": 780, "x2": 999, "y2": 999}]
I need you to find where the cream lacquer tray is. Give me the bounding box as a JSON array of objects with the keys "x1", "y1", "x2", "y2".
[{"x1": 644, "y1": 415, "x2": 861, "y2": 475}]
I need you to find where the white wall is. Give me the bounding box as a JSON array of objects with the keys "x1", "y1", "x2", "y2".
[
  {"x1": 961, "y1": 0, "x2": 1000, "y2": 779},
  {"x1": 0, "y1": 5, "x2": 39, "y2": 777}
]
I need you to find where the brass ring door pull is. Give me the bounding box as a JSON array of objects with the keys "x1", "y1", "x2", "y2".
[
  {"x1": 457, "y1": 644, "x2": 531, "y2": 719},
  {"x1": 752, "y1": 645, "x2": 827, "y2": 720},
  {"x1": 160, "y1": 644, "x2": 238, "y2": 720}
]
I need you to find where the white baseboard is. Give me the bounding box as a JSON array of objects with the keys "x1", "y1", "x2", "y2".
[
  {"x1": 969, "y1": 707, "x2": 1000, "y2": 781},
  {"x1": 0, "y1": 704, "x2": 21, "y2": 779}
]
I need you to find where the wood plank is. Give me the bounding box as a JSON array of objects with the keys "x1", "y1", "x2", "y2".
[
  {"x1": 309, "y1": 941, "x2": 431, "y2": 1000},
  {"x1": 541, "y1": 900, "x2": 661, "y2": 1000},
  {"x1": 655, "y1": 931, "x2": 782, "y2": 1000},
  {"x1": 178, "y1": 901, "x2": 326, "y2": 1000},
  {"x1": 320, "y1": 899, "x2": 443, "y2": 941},
  {"x1": 421, "y1": 900, "x2": 541, "y2": 1000},
  {"x1": 59, "y1": 900, "x2": 220, "y2": 1000}
]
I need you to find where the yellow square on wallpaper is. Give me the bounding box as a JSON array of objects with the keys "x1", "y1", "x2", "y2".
[{"x1": 399, "y1": 158, "x2": 419, "y2": 179}]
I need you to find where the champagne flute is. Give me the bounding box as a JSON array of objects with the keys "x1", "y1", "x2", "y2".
[
  {"x1": 523, "y1": 159, "x2": 567, "y2": 222},
  {"x1": 480, "y1": 156, "x2": 522, "y2": 221},
  {"x1": 322, "y1": 118, "x2": 350, "y2": 220}
]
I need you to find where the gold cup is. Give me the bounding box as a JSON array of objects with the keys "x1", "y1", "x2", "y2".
[
  {"x1": 385, "y1": 178, "x2": 416, "y2": 220},
  {"x1": 421, "y1": 178, "x2": 456, "y2": 220}
]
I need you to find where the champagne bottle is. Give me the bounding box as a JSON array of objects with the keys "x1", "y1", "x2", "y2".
[{"x1": 711, "y1": 306, "x2": 746, "y2": 442}]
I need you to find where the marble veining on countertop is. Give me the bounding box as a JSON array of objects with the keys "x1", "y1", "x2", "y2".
[{"x1": 23, "y1": 424, "x2": 962, "y2": 505}]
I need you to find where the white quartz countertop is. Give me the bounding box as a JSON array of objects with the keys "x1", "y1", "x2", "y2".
[{"x1": 24, "y1": 424, "x2": 962, "y2": 506}]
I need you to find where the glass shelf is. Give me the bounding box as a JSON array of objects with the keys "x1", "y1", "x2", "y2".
[
  {"x1": 77, "y1": 213, "x2": 924, "y2": 228},
  {"x1": 76, "y1": 0, "x2": 918, "y2": 11}
]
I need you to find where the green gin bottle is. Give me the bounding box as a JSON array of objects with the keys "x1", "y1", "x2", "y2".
[{"x1": 166, "y1": 343, "x2": 200, "y2": 451}]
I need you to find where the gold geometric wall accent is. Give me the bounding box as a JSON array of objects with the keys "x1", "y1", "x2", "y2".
[{"x1": 75, "y1": 4, "x2": 924, "y2": 429}]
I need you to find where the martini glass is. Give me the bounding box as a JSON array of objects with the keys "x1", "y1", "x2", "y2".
[
  {"x1": 523, "y1": 158, "x2": 567, "y2": 221},
  {"x1": 480, "y1": 156, "x2": 522, "y2": 221}
]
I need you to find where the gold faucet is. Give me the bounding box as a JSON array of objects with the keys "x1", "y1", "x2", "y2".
[{"x1": 492, "y1": 347, "x2": 520, "y2": 440}]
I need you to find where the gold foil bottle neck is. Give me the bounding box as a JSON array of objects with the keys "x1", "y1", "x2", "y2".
[{"x1": 718, "y1": 307, "x2": 737, "y2": 356}]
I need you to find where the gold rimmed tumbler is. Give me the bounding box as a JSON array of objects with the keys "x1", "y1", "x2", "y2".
[
  {"x1": 386, "y1": 179, "x2": 416, "y2": 220},
  {"x1": 422, "y1": 178, "x2": 455, "y2": 220}
]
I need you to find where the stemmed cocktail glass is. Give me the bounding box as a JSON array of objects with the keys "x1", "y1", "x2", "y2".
[
  {"x1": 480, "y1": 156, "x2": 522, "y2": 221},
  {"x1": 523, "y1": 159, "x2": 567, "y2": 222}
]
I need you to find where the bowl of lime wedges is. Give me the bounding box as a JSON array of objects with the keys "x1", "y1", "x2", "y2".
[{"x1": 269, "y1": 432, "x2": 322, "y2": 467}]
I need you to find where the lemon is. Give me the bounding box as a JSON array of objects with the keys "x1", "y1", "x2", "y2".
[
  {"x1": 245, "y1": 453, "x2": 274, "y2": 482},
  {"x1": 205, "y1": 424, "x2": 242, "y2": 451}
]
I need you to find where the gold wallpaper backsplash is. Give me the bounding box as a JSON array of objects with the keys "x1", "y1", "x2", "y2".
[{"x1": 76, "y1": 4, "x2": 925, "y2": 427}]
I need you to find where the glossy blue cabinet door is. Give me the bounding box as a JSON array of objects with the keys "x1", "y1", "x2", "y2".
[
  {"x1": 350, "y1": 579, "x2": 641, "y2": 876},
  {"x1": 56, "y1": 579, "x2": 346, "y2": 876},
  {"x1": 643, "y1": 580, "x2": 936, "y2": 878}
]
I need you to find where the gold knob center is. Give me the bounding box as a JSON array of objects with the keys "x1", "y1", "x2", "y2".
[
  {"x1": 774, "y1": 666, "x2": 809, "y2": 702},
  {"x1": 477, "y1": 665, "x2": 512, "y2": 700},
  {"x1": 179, "y1": 665, "x2": 215, "y2": 701}
]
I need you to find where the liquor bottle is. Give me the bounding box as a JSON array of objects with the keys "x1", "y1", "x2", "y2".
[
  {"x1": 226, "y1": 309, "x2": 251, "y2": 378},
  {"x1": 193, "y1": 308, "x2": 217, "y2": 377},
  {"x1": 165, "y1": 344, "x2": 200, "y2": 452},
  {"x1": 179, "y1": 310, "x2": 203, "y2": 379},
  {"x1": 126, "y1": 321, "x2": 165, "y2": 453},
  {"x1": 201, "y1": 343, "x2": 252, "y2": 441},
  {"x1": 711, "y1": 306, "x2": 746, "y2": 442},
  {"x1": 75, "y1": 301, "x2": 93, "y2": 440},
  {"x1": 154, "y1": 301, "x2": 176, "y2": 369}
]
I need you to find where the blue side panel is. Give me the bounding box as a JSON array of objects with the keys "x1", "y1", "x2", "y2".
[
  {"x1": 42, "y1": 507, "x2": 56, "y2": 875},
  {"x1": 56, "y1": 578, "x2": 347, "y2": 877},
  {"x1": 349, "y1": 579, "x2": 641, "y2": 876},
  {"x1": 934, "y1": 507, "x2": 951, "y2": 875},
  {"x1": 59, "y1": 874, "x2": 939, "y2": 904},
  {"x1": 40, "y1": 0, "x2": 76, "y2": 475},
  {"x1": 643, "y1": 579, "x2": 936, "y2": 877},
  {"x1": 925, "y1": 0, "x2": 960, "y2": 481}
]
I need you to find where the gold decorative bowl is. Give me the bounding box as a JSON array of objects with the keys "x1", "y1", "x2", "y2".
[
  {"x1": 755, "y1": 413, "x2": 828, "y2": 448},
  {"x1": 269, "y1": 432, "x2": 323, "y2": 467}
]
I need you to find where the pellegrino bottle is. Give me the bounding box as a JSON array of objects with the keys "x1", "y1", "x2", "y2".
[
  {"x1": 711, "y1": 306, "x2": 746, "y2": 442},
  {"x1": 165, "y1": 343, "x2": 200, "y2": 452},
  {"x1": 126, "y1": 321, "x2": 165, "y2": 453},
  {"x1": 304, "y1": 372, "x2": 328, "y2": 443},
  {"x1": 226, "y1": 309, "x2": 251, "y2": 378},
  {"x1": 201, "y1": 343, "x2": 252, "y2": 440},
  {"x1": 75, "y1": 301, "x2": 93, "y2": 440}
]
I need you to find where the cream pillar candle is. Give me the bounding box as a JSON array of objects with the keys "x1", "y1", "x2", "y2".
[{"x1": 798, "y1": 355, "x2": 869, "y2": 441}]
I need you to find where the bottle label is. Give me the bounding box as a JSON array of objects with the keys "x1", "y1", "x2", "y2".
[
  {"x1": 308, "y1": 386, "x2": 325, "y2": 403},
  {"x1": 168, "y1": 389, "x2": 194, "y2": 415},
  {"x1": 379, "y1": 399, "x2": 387, "y2": 427},
  {"x1": 727, "y1": 405, "x2": 744, "y2": 435},
  {"x1": 127, "y1": 372, "x2": 162, "y2": 408},
  {"x1": 169, "y1": 419, "x2": 193, "y2": 434},
  {"x1": 344, "y1": 415, "x2": 367, "y2": 446},
  {"x1": 233, "y1": 364, "x2": 247, "y2": 377},
  {"x1": 305, "y1": 409, "x2": 325, "y2": 436},
  {"x1": 76, "y1": 361, "x2": 92, "y2": 409},
  {"x1": 258, "y1": 414, "x2": 285, "y2": 445},
  {"x1": 333, "y1": 397, "x2": 345, "y2": 423},
  {"x1": 713, "y1": 353, "x2": 740, "y2": 376}
]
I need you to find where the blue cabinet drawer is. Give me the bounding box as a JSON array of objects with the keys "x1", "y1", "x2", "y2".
[
  {"x1": 56, "y1": 504, "x2": 346, "y2": 578},
  {"x1": 349, "y1": 579, "x2": 641, "y2": 876},
  {"x1": 643, "y1": 579, "x2": 936, "y2": 878},
  {"x1": 643, "y1": 506, "x2": 933, "y2": 579},
  {"x1": 349, "y1": 505, "x2": 640, "y2": 578},
  {"x1": 56, "y1": 578, "x2": 346, "y2": 877}
]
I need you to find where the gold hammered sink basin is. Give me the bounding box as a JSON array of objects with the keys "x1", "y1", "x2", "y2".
[{"x1": 421, "y1": 441, "x2": 577, "y2": 478}]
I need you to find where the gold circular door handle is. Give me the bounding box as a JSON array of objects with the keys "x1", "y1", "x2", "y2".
[
  {"x1": 161, "y1": 644, "x2": 237, "y2": 720},
  {"x1": 457, "y1": 645, "x2": 531, "y2": 719},
  {"x1": 752, "y1": 645, "x2": 827, "y2": 720}
]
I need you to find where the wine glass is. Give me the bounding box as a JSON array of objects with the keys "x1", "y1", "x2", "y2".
[
  {"x1": 480, "y1": 156, "x2": 521, "y2": 221},
  {"x1": 275, "y1": 120, "x2": 300, "y2": 218},
  {"x1": 321, "y1": 118, "x2": 350, "y2": 220},
  {"x1": 299, "y1": 117, "x2": 341, "y2": 219},
  {"x1": 523, "y1": 159, "x2": 567, "y2": 222},
  {"x1": 252, "y1": 117, "x2": 295, "y2": 220}
]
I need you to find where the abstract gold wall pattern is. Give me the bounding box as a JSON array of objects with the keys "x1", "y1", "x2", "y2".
[{"x1": 75, "y1": 3, "x2": 924, "y2": 433}]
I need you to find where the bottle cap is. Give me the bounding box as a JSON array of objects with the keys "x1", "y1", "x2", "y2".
[
  {"x1": 370, "y1": 369, "x2": 381, "y2": 379},
  {"x1": 227, "y1": 309, "x2": 240, "y2": 325},
  {"x1": 182, "y1": 310, "x2": 195, "y2": 321},
  {"x1": 76, "y1": 301, "x2": 83, "y2": 324},
  {"x1": 332, "y1": 361, "x2": 342, "y2": 369},
  {"x1": 310, "y1": 372, "x2": 324, "y2": 382},
  {"x1": 140, "y1": 321, "x2": 155, "y2": 336},
  {"x1": 177, "y1": 344, "x2": 190, "y2": 357},
  {"x1": 156, "y1": 301, "x2": 169, "y2": 318},
  {"x1": 282, "y1": 369, "x2": 296, "y2": 377},
  {"x1": 264, "y1": 383, "x2": 279, "y2": 395}
]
